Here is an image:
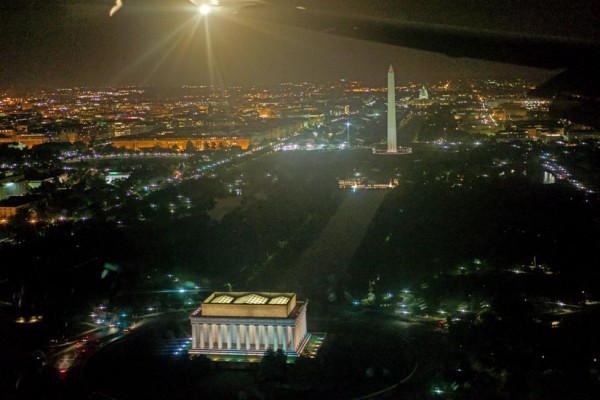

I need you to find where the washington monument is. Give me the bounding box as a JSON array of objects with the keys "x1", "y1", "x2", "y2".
[{"x1": 387, "y1": 65, "x2": 397, "y2": 153}]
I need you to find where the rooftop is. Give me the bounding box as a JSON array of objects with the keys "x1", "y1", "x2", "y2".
[
  {"x1": 195, "y1": 292, "x2": 299, "y2": 319},
  {"x1": 207, "y1": 292, "x2": 293, "y2": 305},
  {"x1": 0, "y1": 195, "x2": 37, "y2": 207}
]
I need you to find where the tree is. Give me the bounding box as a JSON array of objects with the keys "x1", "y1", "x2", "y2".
[
  {"x1": 185, "y1": 140, "x2": 197, "y2": 153},
  {"x1": 259, "y1": 348, "x2": 287, "y2": 381}
]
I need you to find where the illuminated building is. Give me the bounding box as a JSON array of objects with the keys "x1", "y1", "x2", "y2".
[
  {"x1": 104, "y1": 171, "x2": 131, "y2": 184},
  {"x1": 189, "y1": 292, "x2": 309, "y2": 359},
  {"x1": 112, "y1": 122, "x2": 130, "y2": 137},
  {"x1": 0, "y1": 133, "x2": 50, "y2": 148},
  {"x1": 0, "y1": 180, "x2": 29, "y2": 201},
  {"x1": 58, "y1": 128, "x2": 81, "y2": 144},
  {"x1": 338, "y1": 177, "x2": 399, "y2": 190},
  {"x1": 0, "y1": 196, "x2": 35, "y2": 220},
  {"x1": 492, "y1": 103, "x2": 528, "y2": 122},
  {"x1": 112, "y1": 136, "x2": 250, "y2": 151}
]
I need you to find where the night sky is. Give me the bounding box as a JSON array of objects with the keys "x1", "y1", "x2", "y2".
[{"x1": 1, "y1": 0, "x2": 599, "y2": 88}]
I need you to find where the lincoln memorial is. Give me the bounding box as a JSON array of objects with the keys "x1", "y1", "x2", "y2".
[{"x1": 189, "y1": 292, "x2": 309, "y2": 359}]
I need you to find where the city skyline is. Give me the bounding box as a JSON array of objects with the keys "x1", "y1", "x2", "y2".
[{"x1": 1, "y1": 71, "x2": 599, "y2": 399}]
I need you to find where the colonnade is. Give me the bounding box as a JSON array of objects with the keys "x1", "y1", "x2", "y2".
[{"x1": 191, "y1": 322, "x2": 298, "y2": 352}]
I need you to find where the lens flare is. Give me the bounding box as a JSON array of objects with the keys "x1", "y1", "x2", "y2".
[
  {"x1": 199, "y1": 4, "x2": 212, "y2": 15},
  {"x1": 109, "y1": 0, "x2": 123, "y2": 17}
]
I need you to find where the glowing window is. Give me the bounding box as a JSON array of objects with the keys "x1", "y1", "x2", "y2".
[
  {"x1": 269, "y1": 296, "x2": 290, "y2": 305},
  {"x1": 212, "y1": 295, "x2": 234, "y2": 304},
  {"x1": 234, "y1": 294, "x2": 268, "y2": 304}
]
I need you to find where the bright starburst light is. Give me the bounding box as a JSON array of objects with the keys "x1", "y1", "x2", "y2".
[
  {"x1": 105, "y1": 0, "x2": 299, "y2": 87},
  {"x1": 199, "y1": 4, "x2": 212, "y2": 15}
]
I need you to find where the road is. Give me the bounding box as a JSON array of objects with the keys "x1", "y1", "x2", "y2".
[{"x1": 44, "y1": 311, "x2": 164, "y2": 378}]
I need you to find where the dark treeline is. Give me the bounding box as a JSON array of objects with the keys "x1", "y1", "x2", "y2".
[{"x1": 350, "y1": 176, "x2": 599, "y2": 292}]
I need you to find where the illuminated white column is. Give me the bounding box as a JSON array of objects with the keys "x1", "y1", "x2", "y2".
[
  {"x1": 208, "y1": 324, "x2": 214, "y2": 349},
  {"x1": 235, "y1": 325, "x2": 241, "y2": 350},
  {"x1": 225, "y1": 324, "x2": 231, "y2": 350},
  {"x1": 288, "y1": 326, "x2": 295, "y2": 351},
  {"x1": 246, "y1": 325, "x2": 251, "y2": 351},
  {"x1": 217, "y1": 324, "x2": 223, "y2": 349},
  {"x1": 198, "y1": 323, "x2": 203, "y2": 348},
  {"x1": 262, "y1": 325, "x2": 268, "y2": 350},
  {"x1": 199, "y1": 324, "x2": 206, "y2": 349},
  {"x1": 206, "y1": 324, "x2": 211, "y2": 349},
  {"x1": 300, "y1": 312, "x2": 307, "y2": 338},
  {"x1": 257, "y1": 326, "x2": 263, "y2": 350},
  {"x1": 250, "y1": 325, "x2": 257, "y2": 350},
  {"x1": 215, "y1": 324, "x2": 219, "y2": 349},
  {"x1": 196, "y1": 324, "x2": 204, "y2": 349},
  {"x1": 241, "y1": 325, "x2": 245, "y2": 350},
  {"x1": 282, "y1": 326, "x2": 287, "y2": 352},
  {"x1": 275, "y1": 326, "x2": 281, "y2": 350},
  {"x1": 268, "y1": 325, "x2": 274, "y2": 350},
  {"x1": 192, "y1": 323, "x2": 197, "y2": 348},
  {"x1": 297, "y1": 307, "x2": 307, "y2": 347},
  {"x1": 230, "y1": 324, "x2": 236, "y2": 349},
  {"x1": 255, "y1": 325, "x2": 262, "y2": 350}
]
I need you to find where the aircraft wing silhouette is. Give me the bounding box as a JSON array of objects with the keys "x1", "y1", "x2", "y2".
[{"x1": 236, "y1": 1, "x2": 599, "y2": 71}]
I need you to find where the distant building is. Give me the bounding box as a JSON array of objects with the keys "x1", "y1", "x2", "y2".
[
  {"x1": 418, "y1": 86, "x2": 429, "y2": 100},
  {"x1": 58, "y1": 125, "x2": 82, "y2": 143},
  {"x1": 492, "y1": 103, "x2": 528, "y2": 122},
  {"x1": 0, "y1": 178, "x2": 29, "y2": 201},
  {"x1": 104, "y1": 171, "x2": 131, "y2": 184},
  {"x1": 543, "y1": 171, "x2": 556, "y2": 184},
  {"x1": 338, "y1": 177, "x2": 399, "y2": 190},
  {"x1": 495, "y1": 129, "x2": 528, "y2": 142},
  {"x1": 0, "y1": 132, "x2": 50, "y2": 148},
  {"x1": 189, "y1": 292, "x2": 309, "y2": 360},
  {"x1": 0, "y1": 195, "x2": 36, "y2": 220},
  {"x1": 112, "y1": 136, "x2": 250, "y2": 151},
  {"x1": 567, "y1": 128, "x2": 600, "y2": 140}
]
